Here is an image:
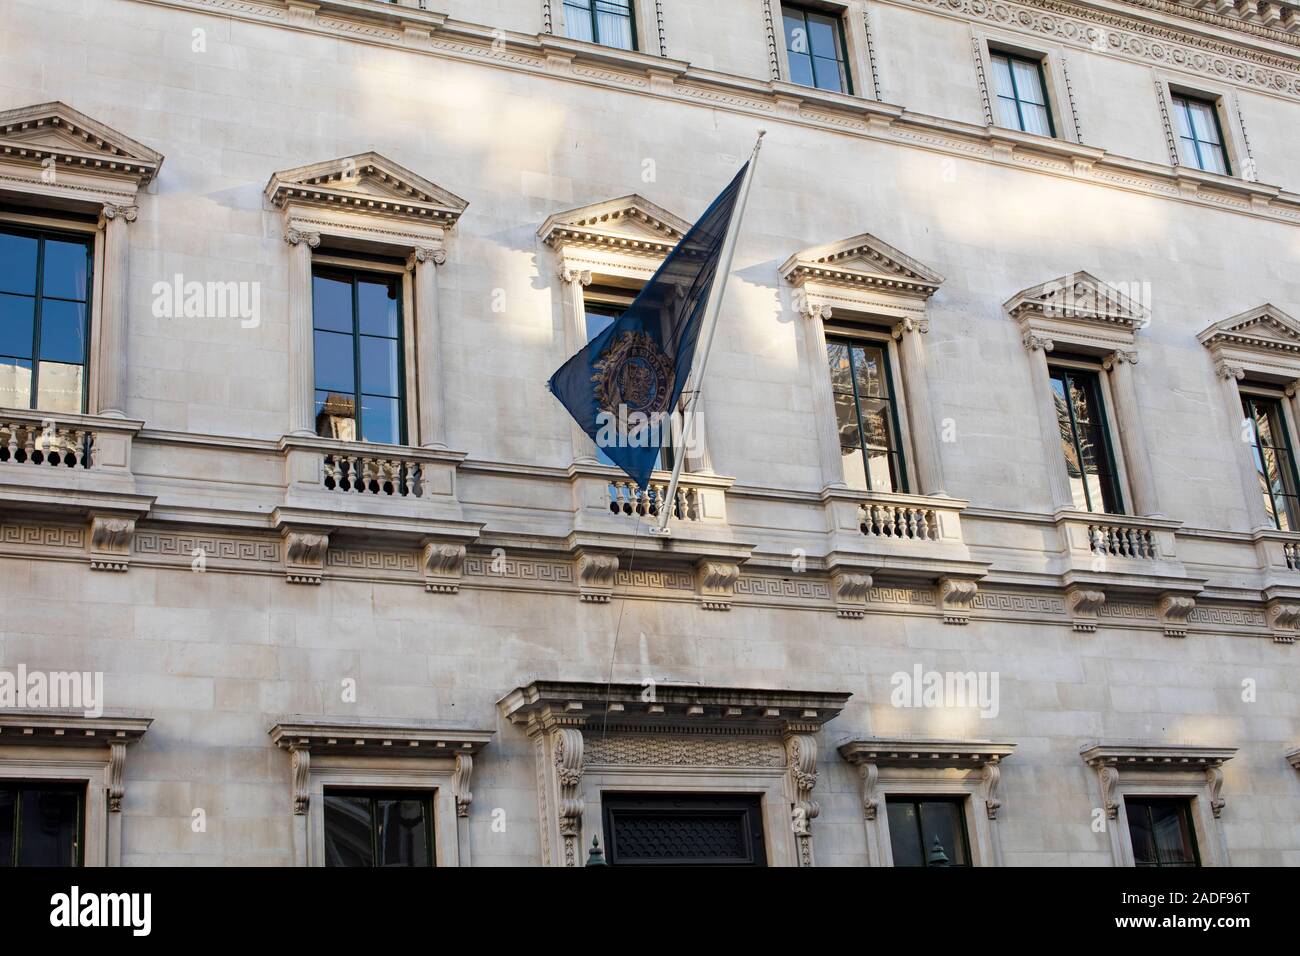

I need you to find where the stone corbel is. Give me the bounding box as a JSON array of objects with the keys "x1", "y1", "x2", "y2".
[
  {"x1": 284, "y1": 530, "x2": 329, "y2": 585},
  {"x1": 831, "y1": 570, "x2": 872, "y2": 619},
  {"x1": 290, "y1": 745, "x2": 311, "y2": 815},
  {"x1": 88, "y1": 515, "x2": 134, "y2": 572},
  {"x1": 1159, "y1": 594, "x2": 1196, "y2": 638},
  {"x1": 552, "y1": 727, "x2": 585, "y2": 867},
  {"x1": 452, "y1": 753, "x2": 474, "y2": 818},
  {"x1": 422, "y1": 540, "x2": 466, "y2": 593},
  {"x1": 1067, "y1": 586, "x2": 1106, "y2": 632},
  {"x1": 859, "y1": 761, "x2": 880, "y2": 821},
  {"x1": 108, "y1": 740, "x2": 128, "y2": 813},
  {"x1": 785, "y1": 733, "x2": 819, "y2": 867},
  {"x1": 575, "y1": 551, "x2": 619, "y2": 603},
  {"x1": 1094, "y1": 762, "x2": 1121, "y2": 820},
  {"x1": 980, "y1": 756, "x2": 1003, "y2": 820},
  {"x1": 1267, "y1": 600, "x2": 1300, "y2": 644},
  {"x1": 939, "y1": 577, "x2": 979, "y2": 625},
  {"x1": 1205, "y1": 765, "x2": 1226, "y2": 818},
  {"x1": 695, "y1": 559, "x2": 739, "y2": 611}
]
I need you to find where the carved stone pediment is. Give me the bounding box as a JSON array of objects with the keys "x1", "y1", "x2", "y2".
[
  {"x1": 780, "y1": 232, "x2": 944, "y2": 300},
  {"x1": 1198, "y1": 305, "x2": 1300, "y2": 380},
  {"x1": 1005, "y1": 271, "x2": 1148, "y2": 329},
  {"x1": 538, "y1": 194, "x2": 691, "y2": 259},
  {"x1": 0, "y1": 101, "x2": 162, "y2": 187},
  {"x1": 265, "y1": 152, "x2": 468, "y2": 230}
]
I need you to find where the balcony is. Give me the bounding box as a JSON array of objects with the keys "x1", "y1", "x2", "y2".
[
  {"x1": 1053, "y1": 510, "x2": 1199, "y2": 595},
  {"x1": 0, "y1": 409, "x2": 151, "y2": 519}
]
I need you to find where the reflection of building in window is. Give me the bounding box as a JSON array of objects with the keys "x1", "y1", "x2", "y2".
[
  {"x1": 1240, "y1": 392, "x2": 1300, "y2": 530},
  {"x1": 323, "y1": 790, "x2": 433, "y2": 867},
  {"x1": 1049, "y1": 364, "x2": 1122, "y2": 513},
  {"x1": 0, "y1": 226, "x2": 93, "y2": 413},
  {"x1": 315, "y1": 392, "x2": 357, "y2": 442},
  {"x1": 827, "y1": 336, "x2": 904, "y2": 493}
]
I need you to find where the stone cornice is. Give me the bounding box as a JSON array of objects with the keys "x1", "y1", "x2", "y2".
[
  {"x1": 1197, "y1": 303, "x2": 1300, "y2": 356},
  {"x1": 781, "y1": 232, "x2": 945, "y2": 299},
  {"x1": 264, "y1": 151, "x2": 467, "y2": 227},
  {"x1": 268, "y1": 716, "x2": 493, "y2": 757},
  {"x1": 498, "y1": 681, "x2": 851, "y2": 735},
  {"x1": 839, "y1": 738, "x2": 1017, "y2": 768},
  {"x1": 1079, "y1": 740, "x2": 1238, "y2": 766},
  {"x1": 127, "y1": 0, "x2": 1300, "y2": 226},
  {"x1": 0, "y1": 711, "x2": 153, "y2": 745}
]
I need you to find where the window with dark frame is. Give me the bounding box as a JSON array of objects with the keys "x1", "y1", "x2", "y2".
[
  {"x1": 564, "y1": 0, "x2": 637, "y2": 51},
  {"x1": 1124, "y1": 797, "x2": 1200, "y2": 867},
  {"x1": 0, "y1": 224, "x2": 94, "y2": 414},
  {"x1": 781, "y1": 4, "x2": 853, "y2": 95},
  {"x1": 0, "y1": 782, "x2": 84, "y2": 867},
  {"x1": 885, "y1": 796, "x2": 971, "y2": 867},
  {"x1": 311, "y1": 266, "x2": 406, "y2": 446},
  {"x1": 1171, "y1": 93, "x2": 1231, "y2": 176},
  {"x1": 585, "y1": 291, "x2": 674, "y2": 475},
  {"x1": 322, "y1": 789, "x2": 434, "y2": 867},
  {"x1": 989, "y1": 50, "x2": 1055, "y2": 137},
  {"x1": 826, "y1": 334, "x2": 906, "y2": 493},
  {"x1": 1241, "y1": 392, "x2": 1300, "y2": 531},
  {"x1": 601, "y1": 793, "x2": 767, "y2": 866},
  {"x1": 1049, "y1": 364, "x2": 1124, "y2": 514}
]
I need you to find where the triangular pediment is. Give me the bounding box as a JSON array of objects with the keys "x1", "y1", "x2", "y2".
[
  {"x1": 780, "y1": 232, "x2": 943, "y2": 299},
  {"x1": 0, "y1": 101, "x2": 162, "y2": 183},
  {"x1": 1198, "y1": 304, "x2": 1300, "y2": 355},
  {"x1": 538, "y1": 194, "x2": 691, "y2": 253},
  {"x1": 265, "y1": 152, "x2": 468, "y2": 226},
  {"x1": 1004, "y1": 271, "x2": 1148, "y2": 328}
]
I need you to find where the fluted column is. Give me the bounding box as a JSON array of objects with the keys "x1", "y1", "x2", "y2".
[
  {"x1": 1023, "y1": 332, "x2": 1076, "y2": 511},
  {"x1": 801, "y1": 302, "x2": 847, "y2": 489},
  {"x1": 409, "y1": 245, "x2": 447, "y2": 448},
  {"x1": 1218, "y1": 360, "x2": 1274, "y2": 529},
  {"x1": 1104, "y1": 350, "x2": 1160, "y2": 516},
  {"x1": 892, "y1": 316, "x2": 946, "y2": 495},
  {"x1": 558, "y1": 265, "x2": 599, "y2": 463},
  {"x1": 285, "y1": 228, "x2": 320, "y2": 437},
  {"x1": 95, "y1": 204, "x2": 137, "y2": 418}
]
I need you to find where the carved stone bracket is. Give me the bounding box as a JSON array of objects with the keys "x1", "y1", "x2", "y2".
[
  {"x1": 0, "y1": 712, "x2": 152, "y2": 814},
  {"x1": 695, "y1": 559, "x2": 740, "y2": 611},
  {"x1": 1081, "y1": 741, "x2": 1237, "y2": 821},
  {"x1": 859, "y1": 761, "x2": 880, "y2": 821},
  {"x1": 840, "y1": 739, "x2": 1016, "y2": 823},
  {"x1": 422, "y1": 540, "x2": 466, "y2": 593},
  {"x1": 290, "y1": 745, "x2": 311, "y2": 815},
  {"x1": 1205, "y1": 765, "x2": 1226, "y2": 818},
  {"x1": 939, "y1": 577, "x2": 979, "y2": 625},
  {"x1": 552, "y1": 727, "x2": 585, "y2": 867},
  {"x1": 1267, "y1": 599, "x2": 1300, "y2": 644},
  {"x1": 575, "y1": 551, "x2": 619, "y2": 603},
  {"x1": 831, "y1": 570, "x2": 872, "y2": 619},
  {"x1": 88, "y1": 515, "x2": 134, "y2": 572},
  {"x1": 107, "y1": 740, "x2": 127, "y2": 813},
  {"x1": 453, "y1": 753, "x2": 474, "y2": 819},
  {"x1": 980, "y1": 757, "x2": 1003, "y2": 820},
  {"x1": 1067, "y1": 586, "x2": 1106, "y2": 632},
  {"x1": 1095, "y1": 762, "x2": 1121, "y2": 819},
  {"x1": 786, "y1": 733, "x2": 819, "y2": 866},
  {"x1": 1159, "y1": 594, "x2": 1196, "y2": 638},
  {"x1": 284, "y1": 530, "x2": 329, "y2": 585}
]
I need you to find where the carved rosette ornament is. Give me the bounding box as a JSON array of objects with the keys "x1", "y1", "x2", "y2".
[
  {"x1": 422, "y1": 541, "x2": 466, "y2": 593},
  {"x1": 552, "y1": 728, "x2": 585, "y2": 867},
  {"x1": 785, "y1": 733, "x2": 819, "y2": 867}
]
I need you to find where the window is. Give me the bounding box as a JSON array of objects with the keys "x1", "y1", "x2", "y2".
[
  {"x1": 564, "y1": 0, "x2": 636, "y2": 50},
  {"x1": 781, "y1": 4, "x2": 852, "y2": 94},
  {"x1": 322, "y1": 789, "x2": 433, "y2": 867},
  {"x1": 990, "y1": 51, "x2": 1055, "y2": 137},
  {"x1": 1125, "y1": 798, "x2": 1200, "y2": 867},
  {"x1": 1241, "y1": 392, "x2": 1300, "y2": 531},
  {"x1": 0, "y1": 782, "x2": 84, "y2": 867},
  {"x1": 1171, "y1": 94, "x2": 1230, "y2": 175},
  {"x1": 827, "y1": 335, "x2": 905, "y2": 493},
  {"x1": 0, "y1": 225, "x2": 93, "y2": 413},
  {"x1": 601, "y1": 793, "x2": 767, "y2": 866},
  {"x1": 586, "y1": 293, "x2": 674, "y2": 473},
  {"x1": 1049, "y1": 364, "x2": 1122, "y2": 514},
  {"x1": 886, "y1": 796, "x2": 971, "y2": 867},
  {"x1": 312, "y1": 267, "x2": 405, "y2": 445}
]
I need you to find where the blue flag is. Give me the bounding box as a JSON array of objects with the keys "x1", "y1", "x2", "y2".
[{"x1": 547, "y1": 164, "x2": 748, "y2": 490}]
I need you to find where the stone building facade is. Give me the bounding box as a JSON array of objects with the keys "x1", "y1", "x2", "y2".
[{"x1": 0, "y1": 0, "x2": 1299, "y2": 866}]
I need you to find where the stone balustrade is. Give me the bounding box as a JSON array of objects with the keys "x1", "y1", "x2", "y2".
[
  {"x1": 607, "y1": 478, "x2": 701, "y2": 521},
  {"x1": 858, "y1": 500, "x2": 940, "y2": 541},
  {"x1": 1088, "y1": 521, "x2": 1157, "y2": 560},
  {"x1": 323, "y1": 453, "x2": 424, "y2": 498},
  {"x1": 0, "y1": 416, "x2": 95, "y2": 468}
]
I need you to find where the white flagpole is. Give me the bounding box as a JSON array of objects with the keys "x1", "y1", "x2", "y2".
[{"x1": 652, "y1": 130, "x2": 765, "y2": 534}]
